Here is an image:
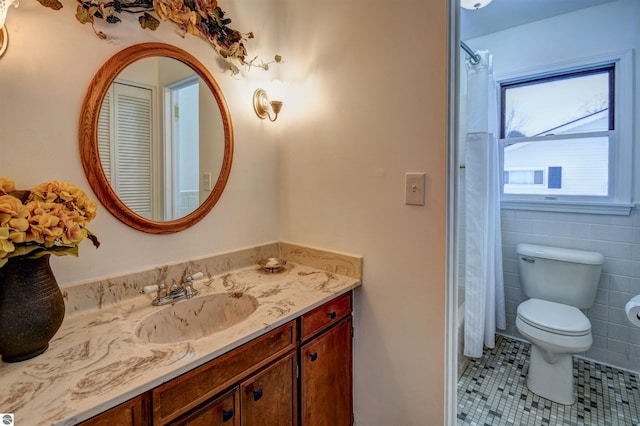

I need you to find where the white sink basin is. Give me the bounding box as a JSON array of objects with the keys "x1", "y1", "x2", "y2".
[{"x1": 135, "y1": 293, "x2": 259, "y2": 344}]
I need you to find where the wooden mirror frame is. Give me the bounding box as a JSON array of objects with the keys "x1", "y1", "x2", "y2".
[{"x1": 79, "y1": 43, "x2": 233, "y2": 234}]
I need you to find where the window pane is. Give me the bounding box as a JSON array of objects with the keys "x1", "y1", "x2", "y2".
[
  {"x1": 507, "y1": 170, "x2": 542, "y2": 185},
  {"x1": 503, "y1": 69, "x2": 611, "y2": 138},
  {"x1": 503, "y1": 136, "x2": 609, "y2": 196}
]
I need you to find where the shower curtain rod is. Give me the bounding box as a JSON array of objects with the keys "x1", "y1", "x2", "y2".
[{"x1": 460, "y1": 41, "x2": 480, "y2": 65}]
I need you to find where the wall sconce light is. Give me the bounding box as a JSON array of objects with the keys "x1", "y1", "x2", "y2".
[
  {"x1": 0, "y1": 0, "x2": 18, "y2": 58},
  {"x1": 253, "y1": 88, "x2": 283, "y2": 122}
]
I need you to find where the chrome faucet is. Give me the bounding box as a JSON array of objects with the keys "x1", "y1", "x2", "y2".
[{"x1": 141, "y1": 272, "x2": 203, "y2": 306}]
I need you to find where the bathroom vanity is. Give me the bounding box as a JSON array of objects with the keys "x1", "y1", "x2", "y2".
[
  {"x1": 0, "y1": 243, "x2": 361, "y2": 426},
  {"x1": 80, "y1": 292, "x2": 353, "y2": 425}
]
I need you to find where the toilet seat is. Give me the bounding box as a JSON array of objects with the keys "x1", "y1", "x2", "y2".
[{"x1": 517, "y1": 299, "x2": 591, "y2": 336}]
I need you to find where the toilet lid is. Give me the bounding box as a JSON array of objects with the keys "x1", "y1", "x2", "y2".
[{"x1": 517, "y1": 299, "x2": 591, "y2": 336}]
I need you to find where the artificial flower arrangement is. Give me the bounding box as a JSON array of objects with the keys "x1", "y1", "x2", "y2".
[
  {"x1": 36, "y1": 0, "x2": 282, "y2": 75},
  {"x1": 0, "y1": 178, "x2": 100, "y2": 268}
]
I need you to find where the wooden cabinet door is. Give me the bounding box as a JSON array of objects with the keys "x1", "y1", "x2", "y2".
[
  {"x1": 77, "y1": 393, "x2": 149, "y2": 426},
  {"x1": 169, "y1": 388, "x2": 239, "y2": 426},
  {"x1": 240, "y1": 352, "x2": 297, "y2": 426},
  {"x1": 300, "y1": 317, "x2": 353, "y2": 426}
]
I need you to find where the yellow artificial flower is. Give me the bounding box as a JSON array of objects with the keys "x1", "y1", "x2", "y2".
[
  {"x1": 0, "y1": 227, "x2": 15, "y2": 262},
  {"x1": 8, "y1": 229, "x2": 27, "y2": 244},
  {"x1": 0, "y1": 178, "x2": 15, "y2": 195},
  {"x1": 8, "y1": 217, "x2": 29, "y2": 232},
  {"x1": 0, "y1": 195, "x2": 29, "y2": 226},
  {"x1": 29, "y1": 181, "x2": 60, "y2": 203},
  {"x1": 0, "y1": 178, "x2": 99, "y2": 266},
  {"x1": 61, "y1": 220, "x2": 85, "y2": 245}
]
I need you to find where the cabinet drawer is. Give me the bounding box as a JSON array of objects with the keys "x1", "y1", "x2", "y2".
[
  {"x1": 153, "y1": 321, "x2": 296, "y2": 425},
  {"x1": 300, "y1": 292, "x2": 352, "y2": 341}
]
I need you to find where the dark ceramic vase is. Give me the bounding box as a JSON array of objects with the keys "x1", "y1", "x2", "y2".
[{"x1": 0, "y1": 254, "x2": 65, "y2": 362}]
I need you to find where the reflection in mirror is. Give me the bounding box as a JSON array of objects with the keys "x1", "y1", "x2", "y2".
[
  {"x1": 98, "y1": 57, "x2": 224, "y2": 221},
  {"x1": 80, "y1": 43, "x2": 233, "y2": 234}
]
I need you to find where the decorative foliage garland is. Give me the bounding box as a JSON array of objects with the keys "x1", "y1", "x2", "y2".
[{"x1": 36, "y1": 0, "x2": 281, "y2": 75}]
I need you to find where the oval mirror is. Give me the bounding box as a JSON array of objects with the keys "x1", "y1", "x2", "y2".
[{"x1": 80, "y1": 43, "x2": 233, "y2": 234}]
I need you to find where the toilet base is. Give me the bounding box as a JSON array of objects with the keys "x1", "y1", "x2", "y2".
[{"x1": 527, "y1": 345, "x2": 575, "y2": 405}]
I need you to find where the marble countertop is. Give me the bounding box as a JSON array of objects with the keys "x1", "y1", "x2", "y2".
[{"x1": 0, "y1": 261, "x2": 361, "y2": 426}]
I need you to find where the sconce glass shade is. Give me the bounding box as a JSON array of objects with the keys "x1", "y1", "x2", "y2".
[
  {"x1": 461, "y1": 0, "x2": 492, "y2": 10},
  {"x1": 0, "y1": 0, "x2": 19, "y2": 28},
  {"x1": 269, "y1": 80, "x2": 286, "y2": 101}
]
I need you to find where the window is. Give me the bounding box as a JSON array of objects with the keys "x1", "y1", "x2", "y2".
[
  {"x1": 503, "y1": 167, "x2": 564, "y2": 192},
  {"x1": 498, "y1": 51, "x2": 633, "y2": 215},
  {"x1": 504, "y1": 168, "x2": 545, "y2": 187}
]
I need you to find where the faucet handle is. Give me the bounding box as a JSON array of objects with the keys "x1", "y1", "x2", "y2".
[
  {"x1": 184, "y1": 273, "x2": 201, "y2": 299},
  {"x1": 186, "y1": 272, "x2": 204, "y2": 283},
  {"x1": 141, "y1": 285, "x2": 159, "y2": 295},
  {"x1": 141, "y1": 283, "x2": 168, "y2": 297}
]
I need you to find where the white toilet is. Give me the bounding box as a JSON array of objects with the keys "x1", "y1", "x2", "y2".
[{"x1": 515, "y1": 243, "x2": 604, "y2": 405}]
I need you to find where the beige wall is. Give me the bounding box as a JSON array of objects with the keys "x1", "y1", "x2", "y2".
[
  {"x1": 277, "y1": 1, "x2": 448, "y2": 423},
  {"x1": 0, "y1": 0, "x2": 448, "y2": 424}
]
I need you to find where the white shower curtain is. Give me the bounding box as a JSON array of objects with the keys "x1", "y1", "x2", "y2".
[{"x1": 463, "y1": 50, "x2": 506, "y2": 358}]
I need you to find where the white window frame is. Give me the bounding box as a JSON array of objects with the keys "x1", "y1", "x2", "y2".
[{"x1": 498, "y1": 49, "x2": 634, "y2": 215}]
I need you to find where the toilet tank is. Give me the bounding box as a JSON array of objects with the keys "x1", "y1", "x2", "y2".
[{"x1": 516, "y1": 243, "x2": 604, "y2": 309}]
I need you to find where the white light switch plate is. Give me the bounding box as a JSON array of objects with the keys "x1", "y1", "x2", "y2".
[
  {"x1": 405, "y1": 173, "x2": 426, "y2": 206},
  {"x1": 202, "y1": 172, "x2": 212, "y2": 191}
]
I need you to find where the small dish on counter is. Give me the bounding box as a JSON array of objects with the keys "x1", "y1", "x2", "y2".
[{"x1": 260, "y1": 257, "x2": 287, "y2": 273}]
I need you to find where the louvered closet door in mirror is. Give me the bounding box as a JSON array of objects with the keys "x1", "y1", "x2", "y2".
[{"x1": 99, "y1": 82, "x2": 156, "y2": 220}]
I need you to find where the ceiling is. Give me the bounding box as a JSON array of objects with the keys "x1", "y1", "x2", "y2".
[{"x1": 460, "y1": 0, "x2": 619, "y2": 40}]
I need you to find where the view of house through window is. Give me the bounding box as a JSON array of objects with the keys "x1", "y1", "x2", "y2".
[{"x1": 500, "y1": 65, "x2": 614, "y2": 197}]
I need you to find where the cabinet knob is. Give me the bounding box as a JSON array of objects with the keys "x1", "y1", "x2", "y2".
[
  {"x1": 253, "y1": 388, "x2": 263, "y2": 401},
  {"x1": 309, "y1": 352, "x2": 318, "y2": 362},
  {"x1": 328, "y1": 311, "x2": 337, "y2": 320},
  {"x1": 222, "y1": 408, "x2": 234, "y2": 422}
]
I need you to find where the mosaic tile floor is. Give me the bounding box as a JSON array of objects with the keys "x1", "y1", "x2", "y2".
[{"x1": 457, "y1": 335, "x2": 640, "y2": 425}]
